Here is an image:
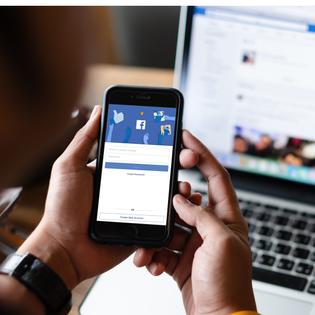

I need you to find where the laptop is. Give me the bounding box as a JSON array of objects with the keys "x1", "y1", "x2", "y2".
[
  {"x1": 80, "y1": 6, "x2": 315, "y2": 315},
  {"x1": 175, "y1": 6, "x2": 315, "y2": 315}
]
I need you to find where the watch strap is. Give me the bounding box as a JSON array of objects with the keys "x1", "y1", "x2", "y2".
[{"x1": 0, "y1": 253, "x2": 72, "y2": 315}]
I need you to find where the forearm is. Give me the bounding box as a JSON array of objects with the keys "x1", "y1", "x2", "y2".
[
  {"x1": 0, "y1": 222, "x2": 78, "y2": 315},
  {"x1": 0, "y1": 274, "x2": 45, "y2": 315}
]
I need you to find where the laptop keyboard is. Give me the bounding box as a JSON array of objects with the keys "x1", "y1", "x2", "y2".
[{"x1": 238, "y1": 198, "x2": 315, "y2": 294}]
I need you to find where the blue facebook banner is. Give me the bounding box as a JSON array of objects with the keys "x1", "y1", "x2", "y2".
[{"x1": 105, "y1": 104, "x2": 177, "y2": 146}]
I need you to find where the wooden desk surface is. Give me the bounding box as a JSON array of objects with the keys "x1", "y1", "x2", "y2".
[{"x1": 12, "y1": 64, "x2": 174, "y2": 315}]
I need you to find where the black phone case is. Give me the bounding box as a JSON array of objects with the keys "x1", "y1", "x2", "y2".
[{"x1": 89, "y1": 85, "x2": 183, "y2": 247}]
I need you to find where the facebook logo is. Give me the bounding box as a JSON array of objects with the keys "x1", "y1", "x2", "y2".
[{"x1": 136, "y1": 120, "x2": 146, "y2": 130}]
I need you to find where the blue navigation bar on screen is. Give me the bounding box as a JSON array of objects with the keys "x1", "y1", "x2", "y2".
[
  {"x1": 105, "y1": 162, "x2": 168, "y2": 172},
  {"x1": 194, "y1": 7, "x2": 206, "y2": 15}
]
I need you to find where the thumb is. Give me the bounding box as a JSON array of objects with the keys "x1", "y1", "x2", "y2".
[
  {"x1": 173, "y1": 194, "x2": 227, "y2": 241},
  {"x1": 58, "y1": 105, "x2": 101, "y2": 169}
]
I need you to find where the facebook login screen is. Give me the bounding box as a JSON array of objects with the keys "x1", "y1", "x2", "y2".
[{"x1": 97, "y1": 104, "x2": 177, "y2": 226}]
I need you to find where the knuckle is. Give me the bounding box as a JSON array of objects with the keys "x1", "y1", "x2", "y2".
[
  {"x1": 52, "y1": 157, "x2": 64, "y2": 172},
  {"x1": 52, "y1": 155, "x2": 75, "y2": 173},
  {"x1": 195, "y1": 207, "x2": 208, "y2": 224}
]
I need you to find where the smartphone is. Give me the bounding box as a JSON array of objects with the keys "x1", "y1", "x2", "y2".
[{"x1": 89, "y1": 85, "x2": 184, "y2": 247}]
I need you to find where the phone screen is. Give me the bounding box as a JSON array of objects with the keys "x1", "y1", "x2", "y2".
[{"x1": 96, "y1": 104, "x2": 177, "y2": 226}]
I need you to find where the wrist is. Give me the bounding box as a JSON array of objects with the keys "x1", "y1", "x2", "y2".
[
  {"x1": 17, "y1": 223, "x2": 79, "y2": 290},
  {"x1": 195, "y1": 289, "x2": 256, "y2": 315},
  {"x1": 0, "y1": 274, "x2": 45, "y2": 315}
]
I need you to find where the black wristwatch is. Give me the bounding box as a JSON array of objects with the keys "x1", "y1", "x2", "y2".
[{"x1": 0, "y1": 253, "x2": 72, "y2": 315}]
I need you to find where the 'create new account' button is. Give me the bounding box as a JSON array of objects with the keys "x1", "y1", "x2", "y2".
[{"x1": 99, "y1": 213, "x2": 164, "y2": 224}]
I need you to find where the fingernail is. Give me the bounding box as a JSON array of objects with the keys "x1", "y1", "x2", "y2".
[
  {"x1": 174, "y1": 194, "x2": 188, "y2": 204},
  {"x1": 149, "y1": 263, "x2": 158, "y2": 274}
]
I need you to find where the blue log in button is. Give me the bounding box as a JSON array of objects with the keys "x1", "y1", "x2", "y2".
[{"x1": 105, "y1": 162, "x2": 168, "y2": 172}]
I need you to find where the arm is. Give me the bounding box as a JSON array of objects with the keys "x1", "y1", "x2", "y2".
[
  {"x1": 134, "y1": 130, "x2": 257, "y2": 315},
  {"x1": 0, "y1": 232, "x2": 75, "y2": 315},
  {"x1": 0, "y1": 106, "x2": 132, "y2": 315},
  {"x1": 0, "y1": 107, "x2": 200, "y2": 315}
]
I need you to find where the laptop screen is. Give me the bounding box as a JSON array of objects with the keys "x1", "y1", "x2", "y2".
[{"x1": 180, "y1": 6, "x2": 315, "y2": 186}]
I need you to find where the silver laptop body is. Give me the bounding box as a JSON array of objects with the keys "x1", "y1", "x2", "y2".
[{"x1": 175, "y1": 6, "x2": 315, "y2": 315}]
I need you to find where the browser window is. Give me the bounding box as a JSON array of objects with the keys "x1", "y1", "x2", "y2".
[{"x1": 184, "y1": 6, "x2": 315, "y2": 185}]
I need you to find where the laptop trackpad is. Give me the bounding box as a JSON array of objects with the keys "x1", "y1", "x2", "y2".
[{"x1": 255, "y1": 290, "x2": 312, "y2": 315}]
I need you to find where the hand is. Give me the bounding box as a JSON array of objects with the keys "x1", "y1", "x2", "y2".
[
  {"x1": 134, "y1": 130, "x2": 256, "y2": 315},
  {"x1": 18, "y1": 107, "x2": 200, "y2": 290},
  {"x1": 18, "y1": 106, "x2": 134, "y2": 289}
]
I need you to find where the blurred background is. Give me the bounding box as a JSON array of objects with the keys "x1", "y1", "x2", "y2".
[
  {"x1": 0, "y1": 6, "x2": 181, "y2": 264},
  {"x1": 89, "y1": 7, "x2": 180, "y2": 68}
]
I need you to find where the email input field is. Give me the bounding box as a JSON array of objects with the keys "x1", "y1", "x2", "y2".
[{"x1": 104, "y1": 142, "x2": 171, "y2": 165}]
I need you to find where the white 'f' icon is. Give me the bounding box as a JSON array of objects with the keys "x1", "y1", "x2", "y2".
[{"x1": 136, "y1": 120, "x2": 146, "y2": 130}]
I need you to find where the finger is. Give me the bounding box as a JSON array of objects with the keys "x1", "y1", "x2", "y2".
[
  {"x1": 133, "y1": 248, "x2": 155, "y2": 267},
  {"x1": 173, "y1": 192, "x2": 202, "y2": 232},
  {"x1": 134, "y1": 226, "x2": 189, "y2": 268},
  {"x1": 189, "y1": 192, "x2": 202, "y2": 206},
  {"x1": 174, "y1": 215, "x2": 193, "y2": 233},
  {"x1": 179, "y1": 148, "x2": 199, "y2": 169},
  {"x1": 173, "y1": 194, "x2": 227, "y2": 241},
  {"x1": 147, "y1": 250, "x2": 178, "y2": 276},
  {"x1": 178, "y1": 181, "x2": 191, "y2": 198},
  {"x1": 87, "y1": 159, "x2": 96, "y2": 172},
  {"x1": 173, "y1": 229, "x2": 202, "y2": 289},
  {"x1": 58, "y1": 105, "x2": 101, "y2": 168},
  {"x1": 167, "y1": 228, "x2": 190, "y2": 251},
  {"x1": 182, "y1": 130, "x2": 240, "y2": 223}
]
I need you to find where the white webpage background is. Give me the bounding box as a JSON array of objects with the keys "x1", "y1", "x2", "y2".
[
  {"x1": 184, "y1": 8, "x2": 315, "y2": 155},
  {"x1": 97, "y1": 142, "x2": 173, "y2": 226}
]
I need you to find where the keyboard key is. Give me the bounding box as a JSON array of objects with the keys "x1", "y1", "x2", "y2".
[
  {"x1": 291, "y1": 219, "x2": 307, "y2": 230},
  {"x1": 276, "y1": 230, "x2": 292, "y2": 241},
  {"x1": 255, "y1": 239, "x2": 272, "y2": 251},
  {"x1": 308, "y1": 223, "x2": 315, "y2": 233},
  {"x1": 274, "y1": 215, "x2": 289, "y2": 226},
  {"x1": 277, "y1": 258, "x2": 294, "y2": 271},
  {"x1": 248, "y1": 236, "x2": 255, "y2": 246},
  {"x1": 265, "y1": 204, "x2": 279, "y2": 211},
  {"x1": 258, "y1": 226, "x2": 273, "y2": 237},
  {"x1": 247, "y1": 201, "x2": 261, "y2": 207},
  {"x1": 247, "y1": 222, "x2": 256, "y2": 233},
  {"x1": 308, "y1": 280, "x2": 315, "y2": 294},
  {"x1": 258, "y1": 254, "x2": 275, "y2": 266},
  {"x1": 256, "y1": 212, "x2": 271, "y2": 222},
  {"x1": 301, "y1": 212, "x2": 315, "y2": 219},
  {"x1": 274, "y1": 243, "x2": 291, "y2": 255},
  {"x1": 283, "y1": 208, "x2": 297, "y2": 215},
  {"x1": 292, "y1": 247, "x2": 310, "y2": 259},
  {"x1": 296, "y1": 263, "x2": 313, "y2": 275},
  {"x1": 310, "y1": 252, "x2": 315, "y2": 261},
  {"x1": 252, "y1": 267, "x2": 307, "y2": 291},
  {"x1": 294, "y1": 233, "x2": 311, "y2": 245},
  {"x1": 252, "y1": 251, "x2": 257, "y2": 262},
  {"x1": 243, "y1": 209, "x2": 254, "y2": 218}
]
